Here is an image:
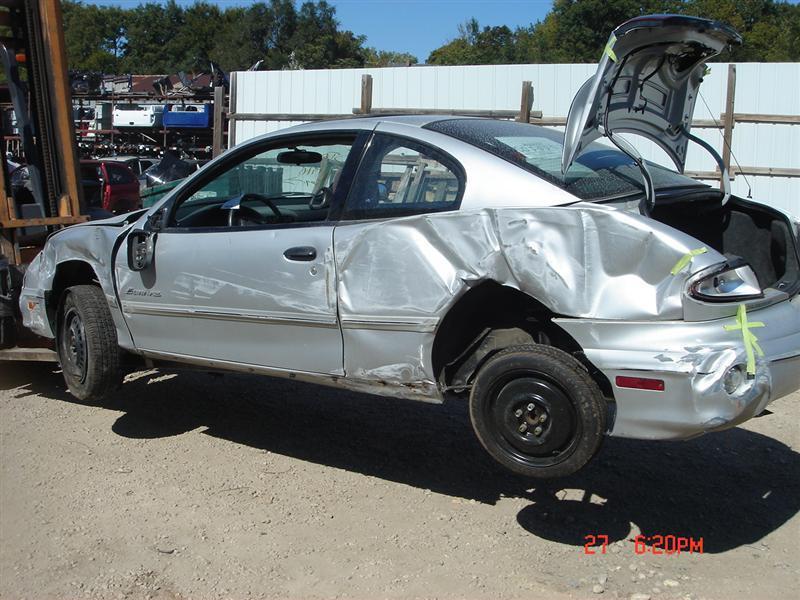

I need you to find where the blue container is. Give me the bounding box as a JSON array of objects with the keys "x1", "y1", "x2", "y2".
[{"x1": 162, "y1": 104, "x2": 212, "y2": 129}]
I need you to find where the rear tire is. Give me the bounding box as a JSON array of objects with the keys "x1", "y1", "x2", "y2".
[
  {"x1": 469, "y1": 344, "x2": 606, "y2": 478},
  {"x1": 57, "y1": 285, "x2": 121, "y2": 401}
]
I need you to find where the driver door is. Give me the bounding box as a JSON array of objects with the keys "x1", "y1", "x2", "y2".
[{"x1": 115, "y1": 133, "x2": 364, "y2": 374}]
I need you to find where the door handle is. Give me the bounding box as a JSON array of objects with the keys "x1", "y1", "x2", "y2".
[{"x1": 283, "y1": 246, "x2": 317, "y2": 261}]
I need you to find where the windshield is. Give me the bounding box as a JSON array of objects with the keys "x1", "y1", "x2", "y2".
[{"x1": 424, "y1": 119, "x2": 706, "y2": 201}]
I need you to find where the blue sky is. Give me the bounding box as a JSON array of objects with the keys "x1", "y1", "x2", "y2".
[
  {"x1": 83, "y1": 0, "x2": 556, "y2": 61},
  {"x1": 82, "y1": 0, "x2": 800, "y2": 62}
]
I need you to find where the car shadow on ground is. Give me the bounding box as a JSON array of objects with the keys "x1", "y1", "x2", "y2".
[{"x1": 3, "y1": 363, "x2": 799, "y2": 554}]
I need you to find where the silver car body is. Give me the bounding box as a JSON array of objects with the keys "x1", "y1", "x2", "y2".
[{"x1": 19, "y1": 112, "x2": 800, "y2": 442}]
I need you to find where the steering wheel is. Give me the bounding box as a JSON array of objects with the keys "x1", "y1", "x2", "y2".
[
  {"x1": 228, "y1": 205, "x2": 268, "y2": 226},
  {"x1": 226, "y1": 193, "x2": 283, "y2": 227}
]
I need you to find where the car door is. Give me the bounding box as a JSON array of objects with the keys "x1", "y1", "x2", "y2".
[
  {"x1": 332, "y1": 130, "x2": 465, "y2": 380},
  {"x1": 115, "y1": 131, "x2": 366, "y2": 375}
]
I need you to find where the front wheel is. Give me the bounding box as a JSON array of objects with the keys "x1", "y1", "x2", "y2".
[
  {"x1": 469, "y1": 344, "x2": 606, "y2": 478},
  {"x1": 57, "y1": 285, "x2": 122, "y2": 401}
]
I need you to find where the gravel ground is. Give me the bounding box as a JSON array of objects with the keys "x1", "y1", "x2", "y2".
[{"x1": 1, "y1": 362, "x2": 798, "y2": 600}]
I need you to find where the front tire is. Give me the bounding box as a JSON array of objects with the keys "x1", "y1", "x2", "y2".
[
  {"x1": 57, "y1": 285, "x2": 121, "y2": 401},
  {"x1": 469, "y1": 344, "x2": 606, "y2": 478}
]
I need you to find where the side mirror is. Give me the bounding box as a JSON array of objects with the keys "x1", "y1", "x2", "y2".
[{"x1": 127, "y1": 229, "x2": 155, "y2": 271}]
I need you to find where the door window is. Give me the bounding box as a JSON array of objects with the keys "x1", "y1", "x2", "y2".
[
  {"x1": 343, "y1": 134, "x2": 463, "y2": 220},
  {"x1": 170, "y1": 137, "x2": 355, "y2": 229}
]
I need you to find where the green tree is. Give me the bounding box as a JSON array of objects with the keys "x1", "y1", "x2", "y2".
[
  {"x1": 428, "y1": 18, "x2": 519, "y2": 65},
  {"x1": 364, "y1": 49, "x2": 418, "y2": 67},
  {"x1": 427, "y1": 0, "x2": 800, "y2": 64},
  {"x1": 61, "y1": 0, "x2": 409, "y2": 74},
  {"x1": 62, "y1": 1, "x2": 125, "y2": 72}
]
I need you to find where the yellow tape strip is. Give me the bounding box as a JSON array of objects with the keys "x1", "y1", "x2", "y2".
[
  {"x1": 670, "y1": 247, "x2": 708, "y2": 275},
  {"x1": 604, "y1": 33, "x2": 618, "y2": 62},
  {"x1": 723, "y1": 304, "x2": 765, "y2": 376}
]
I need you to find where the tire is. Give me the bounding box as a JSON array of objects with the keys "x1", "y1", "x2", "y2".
[
  {"x1": 469, "y1": 344, "x2": 606, "y2": 478},
  {"x1": 57, "y1": 285, "x2": 122, "y2": 401}
]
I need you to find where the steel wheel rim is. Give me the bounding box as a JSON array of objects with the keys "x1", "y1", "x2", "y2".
[
  {"x1": 61, "y1": 307, "x2": 88, "y2": 383},
  {"x1": 483, "y1": 368, "x2": 580, "y2": 468}
]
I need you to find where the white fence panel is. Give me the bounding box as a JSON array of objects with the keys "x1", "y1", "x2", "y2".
[{"x1": 232, "y1": 62, "x2": 799, "y2": 217}]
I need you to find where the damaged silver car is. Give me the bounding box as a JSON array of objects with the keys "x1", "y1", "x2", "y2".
[{"x1": 20, "y1": 15, "x2": 800, "y2": 477}]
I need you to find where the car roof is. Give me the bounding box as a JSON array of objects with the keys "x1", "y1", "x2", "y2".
[
  {"x1": 283, "y1": 114, "x2": 471, "y2": 134},
  {"x1": 80, "y1": 159, "x2": 133, "y2": 169}
]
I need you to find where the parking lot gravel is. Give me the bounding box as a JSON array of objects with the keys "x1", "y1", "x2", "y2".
[{"x1": 1, "y1": 362, "x2": 798, "y2": 599}]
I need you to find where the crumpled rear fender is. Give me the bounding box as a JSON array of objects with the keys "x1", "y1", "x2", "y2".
[{"x1": 334, "y1": 203, "x2": 724, "y2": 393}]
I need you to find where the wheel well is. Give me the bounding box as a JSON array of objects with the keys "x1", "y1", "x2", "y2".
[
  {"x1": 431, "y1": 281, "x2": 611, "y2": 396},
  {"x1": 48, "y1": 261, "x2": 100, "y2": 328}
]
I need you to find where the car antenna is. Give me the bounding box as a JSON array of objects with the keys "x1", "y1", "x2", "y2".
[{"x1": 699, "y1": 90, "x2": 752, "y2": 199}]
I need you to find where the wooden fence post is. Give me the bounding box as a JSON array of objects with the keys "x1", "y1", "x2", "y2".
[
  {"x1": 518, "y1": 81, "x2": 533, "y2": 122},
  {"x1": 360, "y1": 74, "x2": 373, "y2": 115},
  {"x1": 212, "y1": 85, "x2": 225, "y2": 157},
  {"x1": 721, "y1": 64, "x2": 737, "y2": 188}
]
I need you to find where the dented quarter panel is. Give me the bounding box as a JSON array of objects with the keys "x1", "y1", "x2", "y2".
[{"x1": 334, "y1": 203, "x2": 726, "y2": 393}]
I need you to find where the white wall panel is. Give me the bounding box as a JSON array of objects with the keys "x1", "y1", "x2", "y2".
[{"x1": 232, "y1": 63, "x2": 799, "y2": 217}]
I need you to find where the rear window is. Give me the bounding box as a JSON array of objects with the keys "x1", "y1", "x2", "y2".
[
  {"x1": 424, "y1": 119, "x2": 704, "y2": 201},
  {"x1": 105, "y1": 163, "x2": 136, "y2": 184}
]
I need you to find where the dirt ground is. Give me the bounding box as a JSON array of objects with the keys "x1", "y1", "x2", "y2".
[{"x1": 1, "y1": 362, "x2": 798, "y2": 600}]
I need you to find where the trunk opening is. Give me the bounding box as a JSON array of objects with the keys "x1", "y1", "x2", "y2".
[{"x1": 650, "y1": 194, "x2": 800, "y2": 294}]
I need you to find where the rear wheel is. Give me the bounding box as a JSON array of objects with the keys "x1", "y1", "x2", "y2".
[
  {"x1": 469, "y1": 344, "x2": 606, "y2": 478},
  {"x1": 57, "y1": 285, "x2": 121, "y2": 401}
]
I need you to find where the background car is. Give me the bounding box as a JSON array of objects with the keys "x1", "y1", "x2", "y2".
[{"x1": 79, "y1": 160, "x2": 141, "y2": 214}]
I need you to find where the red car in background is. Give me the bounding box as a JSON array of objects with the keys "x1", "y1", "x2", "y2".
[{"x1": 80, "y1": 160, "x2": 141, "y2": 215}]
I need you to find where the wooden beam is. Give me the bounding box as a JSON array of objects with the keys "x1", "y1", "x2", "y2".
[
  {"x1": 735, "y1": 166, "x2": 800, "y2": 178},
  {"x1": 733, "y1": 113, "x2": 800, "y2": 125},
  {"x1": 360, "y1": 74, "x2": 373, "y2": 115},
  {"x1": 230, "y1": 112, "x2": 361, "y2": 122},
  {"x1": 40, "y1": 0, "x2": 83, "y2": 217},
  {"x1": 685, "y1": 166, "x2": 800, "y2": 180},
  {"x1": 721, "y1": 64, "x2": 737, "y2": 192},
  {"x1": 1, "y1": 216, "x2": 88, "y2": 228},
  {"x1": 518, "y1": 81, "x2": 533, "y2": 123},
  {"x1": 353, "y1": 107, "x2": 544, "y2": 118},
  {"x1": 0, "y1": 347, "x2": 58, "y2": 362},
  {"x1": 212, "y1": 85, "x2": 225, "y2": 158}
]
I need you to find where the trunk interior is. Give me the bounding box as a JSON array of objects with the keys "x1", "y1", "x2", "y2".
[{"x1": 650, "y1": 193, "x2": 800, "y2": 294}]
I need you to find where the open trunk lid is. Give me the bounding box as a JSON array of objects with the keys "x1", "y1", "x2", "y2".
[{"x1": 561, "y1": 14, "x2": 742, "y2": 175}]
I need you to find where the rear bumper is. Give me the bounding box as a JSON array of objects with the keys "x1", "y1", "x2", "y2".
[{"x1": 555, "y1": 296, "x2": 800, "y2": 440}]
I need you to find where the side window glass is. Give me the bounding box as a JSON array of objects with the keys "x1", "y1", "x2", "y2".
[
  {"x1": 171, "y1": 139, "x2": 353, "y2": 229},
  {"x1": 344, "y1": 134, "x2": 462, "y2": 219}
]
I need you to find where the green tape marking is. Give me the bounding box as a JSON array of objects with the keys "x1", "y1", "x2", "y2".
[
  {"x1": 723, "y1": 304, "x2": 765, "y2": 376},
  {"x1": 670, "y1": 247, "x2": 708, "y2": 275},
  {"x1": 604, "y1": 33, "x2": 618, "y2": 62}
]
